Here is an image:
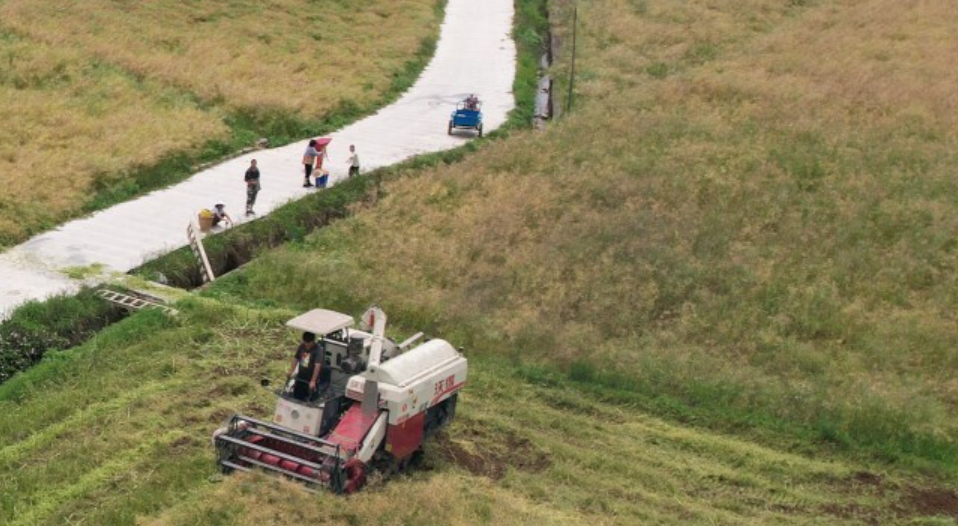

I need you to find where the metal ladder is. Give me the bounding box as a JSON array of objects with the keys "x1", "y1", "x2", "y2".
[
  {"x1": 96, "y1": 289, "x2": 178, "y2": 316},
  {"x1": 187, "y1": 221, "x2": 216, "y2": 283}
]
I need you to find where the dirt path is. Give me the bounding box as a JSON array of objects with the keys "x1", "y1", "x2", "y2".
[{"x1": 0, "y1": 0, "x2": 516, "y2": 318}]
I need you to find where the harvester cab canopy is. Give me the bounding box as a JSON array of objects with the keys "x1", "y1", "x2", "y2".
[
  {"x1": 283, "y1": 308, "x2": 401, "y2": 394},
  {"x1": 286, "y1": 309, "x2": 355, "y2": 336}
]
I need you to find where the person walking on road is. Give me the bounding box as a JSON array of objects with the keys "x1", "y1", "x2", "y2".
[
  {"x1": 302, "y1": 140, "x2": 320, "y2": 188},
  {"x1": 347, "y1": 144, "x2": 360, "y2": 178},
  {"x1": 245, "y1": 159, "x2": 261, "y2": 215}
]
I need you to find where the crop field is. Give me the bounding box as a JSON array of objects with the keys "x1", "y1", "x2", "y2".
[
  {"x1": 1, "y1": 305, "x2": 953, "y2": 526},
  {"x1": 3, "y1": 0, "x2": 958, "y2": 524},
  {"x1": 0, "y1": 0, "x2": 441, "y2": 246},
  {"x1": 216, "y1": 0, "x2": 958, "y2": 478}
]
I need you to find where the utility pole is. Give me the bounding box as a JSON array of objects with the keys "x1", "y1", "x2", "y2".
[{"x1": 566, "y1": 6, "x2": 578, "y2": 114}]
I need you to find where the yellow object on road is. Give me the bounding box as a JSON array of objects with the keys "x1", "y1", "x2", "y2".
[{"x1": 198, "y1": 209, "x2": 214, "y2": 232}]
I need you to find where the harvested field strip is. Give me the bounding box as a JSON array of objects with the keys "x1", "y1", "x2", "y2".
[
  {"x1": 5, "y1": 431, "x2": 187, "y2": 526},
  {"x1": 0, "y1": 380, "x2": 172, "y2": 465},
  {"x1": 142, "y1": 471, "x2": 590, "y2": 526},
  {"x1": 449, "y1": 362, "x2": 861, "y2": 525},
  {"x1": 0, "y1": 302, "x2": 952, "y2": 525}
]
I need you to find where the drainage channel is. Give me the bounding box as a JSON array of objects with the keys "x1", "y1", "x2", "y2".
[
  {"x1": 0, "y1": 288, "x2": 130, "y2": 384},
  {"x1": 132, "y1": 175, "x2": 378, "y2": 291},
  {"x1": 534, "y1": 13, "x2": 557, "y2": 129}
]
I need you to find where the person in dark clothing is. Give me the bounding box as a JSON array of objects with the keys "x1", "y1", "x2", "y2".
[
  {"x1": 465, "y1": 94, "x2": 479, "y2": 110},
  {"x1": 286, "y1": 332, "x2": 324, "y2": 401},
  {"x1": 302, "y1": 139, "x2": 320, "y2": 188},
  {"x1": 244, "y1": 159, "x2": 261, "y2": 215}
]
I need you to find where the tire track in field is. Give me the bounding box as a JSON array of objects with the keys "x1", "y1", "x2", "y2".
[{"x1": 0, "y1": 380, "x2": 175, "y2": 467}]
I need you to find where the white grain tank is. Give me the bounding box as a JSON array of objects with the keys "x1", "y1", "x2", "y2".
[{"x1": 346, "y1": 339, "x2": 467, "y2": 425}]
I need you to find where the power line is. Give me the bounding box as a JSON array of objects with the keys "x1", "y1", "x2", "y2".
[{"x1": 566, "y1": 6, "x2": 578, "y2": 114}]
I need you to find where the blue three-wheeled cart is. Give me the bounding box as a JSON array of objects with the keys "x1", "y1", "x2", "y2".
[{"x1": 448, "y1": 100, "x2": 483, "y2": 137}]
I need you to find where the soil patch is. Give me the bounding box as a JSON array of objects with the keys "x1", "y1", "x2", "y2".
[
  {"x1": 433, "y1": 427, "x2": 551, "y2": 480},
  {"x1": 852, "y1": 471, "x2": 883, "y2": 488},
  {"x1": 821, "y1": 480, "x2": 958, "y2": 524},
  {"x1": 899, "y1": 487, "x2": 958, "y2": 519},
  {"x1": 543, "y1": 395, "x2": 626, "y2": 424},
  {"x1": 170, "y1": 435, "x2": 197, "y2": 450},
  {"x1": 819, "y1": 504, "x2": 881, "y2": 526},
  {"x1": 208, "y1": 408, "x2": 234, "y2": 424}
]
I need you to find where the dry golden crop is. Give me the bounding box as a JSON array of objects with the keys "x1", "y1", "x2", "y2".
[
  {"x1": 0, "y1": 0, "x2": 440, "y2": 246},
  {"x1": 0, "y1": 0, "x2": 440, "y2": 115}
]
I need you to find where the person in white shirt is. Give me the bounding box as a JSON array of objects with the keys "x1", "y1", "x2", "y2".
[
  {"x1": 211, "y1": 203, "x2": 233, "y2": 228},
  {"x1": 347, "y1": 145, "x2": 360, "y2": 178}
]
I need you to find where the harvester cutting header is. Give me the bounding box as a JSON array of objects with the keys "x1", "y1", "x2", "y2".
[{"x1": 213, "y1": 306, "x2": 467, "y2": 493}]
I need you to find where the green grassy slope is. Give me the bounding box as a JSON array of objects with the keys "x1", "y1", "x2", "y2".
[
  {"x1": 209, "y1": 0, "x2": 958, "y2": 473},
  {"x1": 1, "y1": 304, "x2": 951, "y2": 526}
]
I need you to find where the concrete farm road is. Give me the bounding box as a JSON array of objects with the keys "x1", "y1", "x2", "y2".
[{"x1": 0, "y1": 0, "x2": 516, "y2": 318}]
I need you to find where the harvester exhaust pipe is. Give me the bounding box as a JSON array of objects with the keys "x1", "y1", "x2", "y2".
[
  {"x1": 361, "y1": 380, "x2": 379, "y2": 417},
  {"x1": 360, "y1": 306, "x2": 387, "y2": 416}
]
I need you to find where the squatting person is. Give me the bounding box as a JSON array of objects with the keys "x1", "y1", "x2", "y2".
[{"x1": 211, "y1": 203, "x2": 233, "y2": 228}]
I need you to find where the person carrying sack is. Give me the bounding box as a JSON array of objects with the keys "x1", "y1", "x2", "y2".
[{"x1": 302, "y1": 140, "x2": 320, "y2": 188}]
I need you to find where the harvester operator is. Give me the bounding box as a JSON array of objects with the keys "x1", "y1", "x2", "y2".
[{"x1": 286, "y1": 332, "x2": 324, "y2": 401}]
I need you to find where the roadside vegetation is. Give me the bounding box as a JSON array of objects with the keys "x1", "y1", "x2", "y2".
[
  {"x1": 0, "y1": 288, "x2": 125, "y2": 383},
  {"x1": 211, "y1": 0, "x2": 958, "y2": 475},
  {"x1": 0, "y1": 0, "x2": 442, "y2": 246}
]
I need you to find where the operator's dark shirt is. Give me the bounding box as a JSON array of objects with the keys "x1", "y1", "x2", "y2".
[
  {"x1": 244, "y1": 166, "x2": 260, "y2": 184},
  {"x1": 294, "y1": 343, "x2": 321, "y2": 381}
]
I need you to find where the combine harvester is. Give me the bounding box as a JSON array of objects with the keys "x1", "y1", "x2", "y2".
[{"x1": 213, "y1": 306, "x2": 466, "y2": 493}]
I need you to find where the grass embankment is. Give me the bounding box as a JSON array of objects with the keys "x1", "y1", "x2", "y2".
[
  {"x1": 0, "y1": 288, "x2": 126, "y2": 383},
  {"x1": 0, "y1": 0, "x2": 442, "y2": 247},
  {"x1": 209, "y1": 0, "x2": 958, "y2": 474},
  {"x1": 2, "y1": 303, "x2": 952, "y2": 526}
]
